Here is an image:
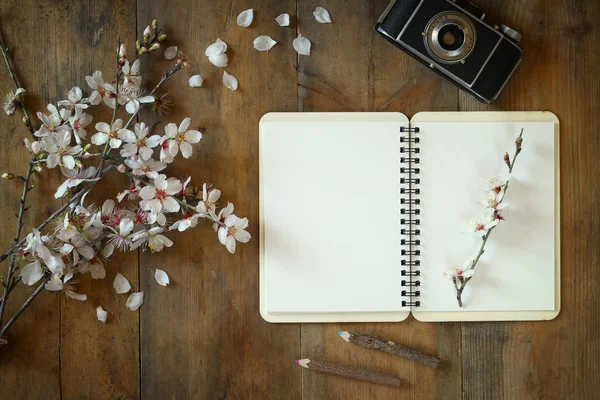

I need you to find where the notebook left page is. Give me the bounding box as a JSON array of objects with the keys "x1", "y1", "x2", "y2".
[{"x1": 259, "y1": 112, "x2": 410, "y2": 323}]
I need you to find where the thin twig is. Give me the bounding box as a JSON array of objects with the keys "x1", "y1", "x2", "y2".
[
  {"x1": 0, "y1": 158, "x2": 35, "y2": 326},
  {"x1": 0, "y1": 275, "x2": 50, "y2": 338},
  {"x1": 0, "y1": 26, "x2": 35, "y2": 135}
]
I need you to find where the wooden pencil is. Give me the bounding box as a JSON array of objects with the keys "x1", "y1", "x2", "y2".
[
  {"x1": 338, "y1": 331, "x2": 441, "y2": 368},
  {"x1": 295, "y1": 358, "x2": 402, "y2": 387}
]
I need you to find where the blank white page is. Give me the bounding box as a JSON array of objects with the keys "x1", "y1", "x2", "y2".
[
  {"x1": 260, "y1": 113, "x2": 407, "y2": 314},
  {"x1": 416, "y1": 120, "x2": 557, "y2": 312}
]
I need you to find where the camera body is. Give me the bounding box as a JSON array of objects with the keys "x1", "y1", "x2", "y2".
[{"x1": 376, "y1": 0, "x2": 523, "y2": 103}]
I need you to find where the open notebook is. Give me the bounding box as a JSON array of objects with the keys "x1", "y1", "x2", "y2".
[{"x1": 259, "y1": 112, "x2": 560, "y2": 322}]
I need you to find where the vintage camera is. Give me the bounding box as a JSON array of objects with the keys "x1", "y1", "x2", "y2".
[{"x1": 376, "y1": 0, "x2": 523, "y2": 103}]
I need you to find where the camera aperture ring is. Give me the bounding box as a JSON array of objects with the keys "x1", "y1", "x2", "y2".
[{"x1": 424, "y1": 11, "x2": 477, "y2": 64}]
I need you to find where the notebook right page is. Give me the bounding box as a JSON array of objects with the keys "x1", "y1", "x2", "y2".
[{"x1": 411, "y1": 112, "x2": 559, "y2": 320}]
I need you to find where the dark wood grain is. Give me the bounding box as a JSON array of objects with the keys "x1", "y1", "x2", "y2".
[{"x1": 0, "y1": 0, "x2": 599, "y2": 399}]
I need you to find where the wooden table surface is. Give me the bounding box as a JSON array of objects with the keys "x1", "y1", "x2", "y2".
[{"x1": 0, "y1": 0, "x2": 598, "y2": 399}]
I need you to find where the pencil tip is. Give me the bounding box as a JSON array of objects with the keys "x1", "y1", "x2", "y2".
[
  {"x1": 295, "y1": 360, "x2": 299, "y2": 364},
  {"x1": 337, "y1": 331, "x2": 343, "y2": 336}
]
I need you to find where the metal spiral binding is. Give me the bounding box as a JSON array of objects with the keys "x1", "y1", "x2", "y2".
[{"x1": 400, "y1": 125, "x2": 421, "y2": 307}]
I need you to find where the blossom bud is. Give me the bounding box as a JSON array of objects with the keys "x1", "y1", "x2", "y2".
[
  {"x1": 83, "y1": 144, "x2": 92, "y2": 152},
  {"x1": 33, "y1": 165, "x2": 43, "y2": 173},
  {"x1": 119, "y1": 44, "x2": 126, "y2": 58},
  {"x1": 75, "y1": 159, "x2": 83, "y2": 168},
  {"x1": 22, "y1": 116, "x2": 31, "y2": 128},
  {"x1": 152, "y1": 19, "x2": 158, "y2": 29},
  {"x1": 149, "y1": 42, "x2": 160, "y2": 52},
  {"x1": 503, "y1": 152, "x2": 511, "y2": 169},
  {"x1": 117, "y1": 164, "x2": 126, "y2": 173},
  {"x1": 136, "y1": 40, "x2": 142, "y2": 51},
  {"x1": 143, "y1": 26, "x2": 152, "y2": 44},
  {"x1": 158, "y1": 33, "x2": 167, "y2": 42},
  {"x1": 515, "y1": 136, "x2": 523, "y2": 154},
  {"x1": 2, "y1": 173, "x2": 14, "y2": 180},
  {"x1": 139, "y1": 47, "x2": 148, "y2": 55}
]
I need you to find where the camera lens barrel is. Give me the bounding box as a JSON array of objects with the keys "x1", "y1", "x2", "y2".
[{"x1": 424, "y1": 12, "x2": 477, "y2": 64}]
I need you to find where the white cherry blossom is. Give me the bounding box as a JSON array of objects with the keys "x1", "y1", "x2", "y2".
[
  {"x1": 139, "y1": 174, "x2": 182, "y2": 215},
  {"x1": 197, "y1": 183, "x2": 221, "y2": 214},
  {"x1": 45, "y1": 131, "x2": 82, "y2": 169},
  {"x1": 465, "y1": 215, "x2": 498, "y2": 236},
  {"x1": 3, "y1": 88, "x2": 25, "y2": 115},
  {"x1": 85, "y1": 70, "x2": 118, "y2": 108},
  {"x1": 78, "y1": 243, "x2": 114, "y2": 279},
  {"x1": 120, "y1": 122, "x2": 161, "y2": 160},
  {"x1": 121, "y1": 59, "x2": 141, "y2": 89},
  {"x1": 68, "y1": 108, "x2": 93, "y2": 144},
  {"x1": 35, "y1": 104, "x2": 71, "y2": 138},
  {"x1": 218, "y1": 215, "x2": 251, "y2": 254},
  {"x1": 107, "y1": 218, "x2": 134, "y2": 250},
  {"x1": 213, "y1": 202, "x2": 234, "y2": 232},
  {"x1": 444, "y1": 258, "x2": 475, "y2": 281},
  {"x1": 91, "y1": 119, "x2": 134, "y2": 149},
  {"x1": 57, "y1": 86, "x2": 89, "y2": 109},
  {"x1": 124, "y1": 157, "x2": 166, "y2": 179},
  {"x1": 162, "y1": 117, "x2": 202, "y2": 159},
  {"x1": 131, "y1": 227, "x2": 173, "y2": 252}
]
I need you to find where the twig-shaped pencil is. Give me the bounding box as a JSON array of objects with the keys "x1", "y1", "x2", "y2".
[
  {"x1": 338, "y1": 331, "x2": 441, "y2": 368},
  {"x1": 295, "y1": 358, "x2": 402, "y2": 387}
]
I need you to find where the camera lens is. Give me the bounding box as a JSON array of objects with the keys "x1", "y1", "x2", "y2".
[
  {"x1": 438, "y1": 24, "x2": 465, "y2": 51},
  {"x1": 424, "y1": 12, "x2": 476, "y2": 64}
]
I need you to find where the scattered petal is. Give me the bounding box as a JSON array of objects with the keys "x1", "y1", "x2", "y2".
[
  {"x1": 237, "y1": 9, "x2": 254, "y2": 27},
  {"x1": 113, "y1": 272, "x2": 131, "y2": 294},
  {"x1": 96, "y1": 305, "x2": 108, "y2": 323},
  {"x1": 276, "y1": 13, "x2": 290, "y2": 27},
  {"x1": 126, "y1": 292, "x2": 144, "y2": 311},
  {"x1": 293, "y1": 34, "x2": 311, "y2": 56},
  {"x1": 205, "y1": 38, "x2": 227, "y2": 56},
  {"x1": 223, "y1": 71, "x2": 238, "y2": 91},
  {"x1": 208, "y1": 53, "x2": 228, "y2": 68},
  {"x1": 253, "y1": 35, "x2": 277, "y2": 52},
  {"x1": 189, "y1": 74, "x2": 204, "y2": 87},
  {"x1": 154, "y1": 269, "x2": 170, "y2": 286},
  {"x1": 313, "y1": 7, "x2": 332, "y2": 23},
  {"x1": 164, "y1": 46, "x2": 178, "y2": 60}
]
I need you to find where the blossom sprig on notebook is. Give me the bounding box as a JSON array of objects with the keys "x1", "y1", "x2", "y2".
[{"x1": 446, "y1": 129, "x2": 524, "y2": 307}]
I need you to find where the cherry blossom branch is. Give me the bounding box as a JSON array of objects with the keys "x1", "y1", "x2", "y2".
[
  {"x1": 0, "y1": 27, "x2": 35, "y2": 135},
  {"x1": 0, "y1": 60, "x2": 183, "y2": 264},
  {"x1": 455, "y1": 129, "x2": 524, "y2": 307}
]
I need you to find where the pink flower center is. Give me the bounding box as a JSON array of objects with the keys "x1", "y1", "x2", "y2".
[
  {"x1": 137, "y1": 137, "x2": 147, "y2": 148},
  {"x1": 475, "y1": 223, "x2": 485, "y2": 231},
  {"x1": 109, "y1": 129, "x2": 119, "y2": 139},
  {"x1": 156, "y1": 189, "x2": 167, "y2": 201}
]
